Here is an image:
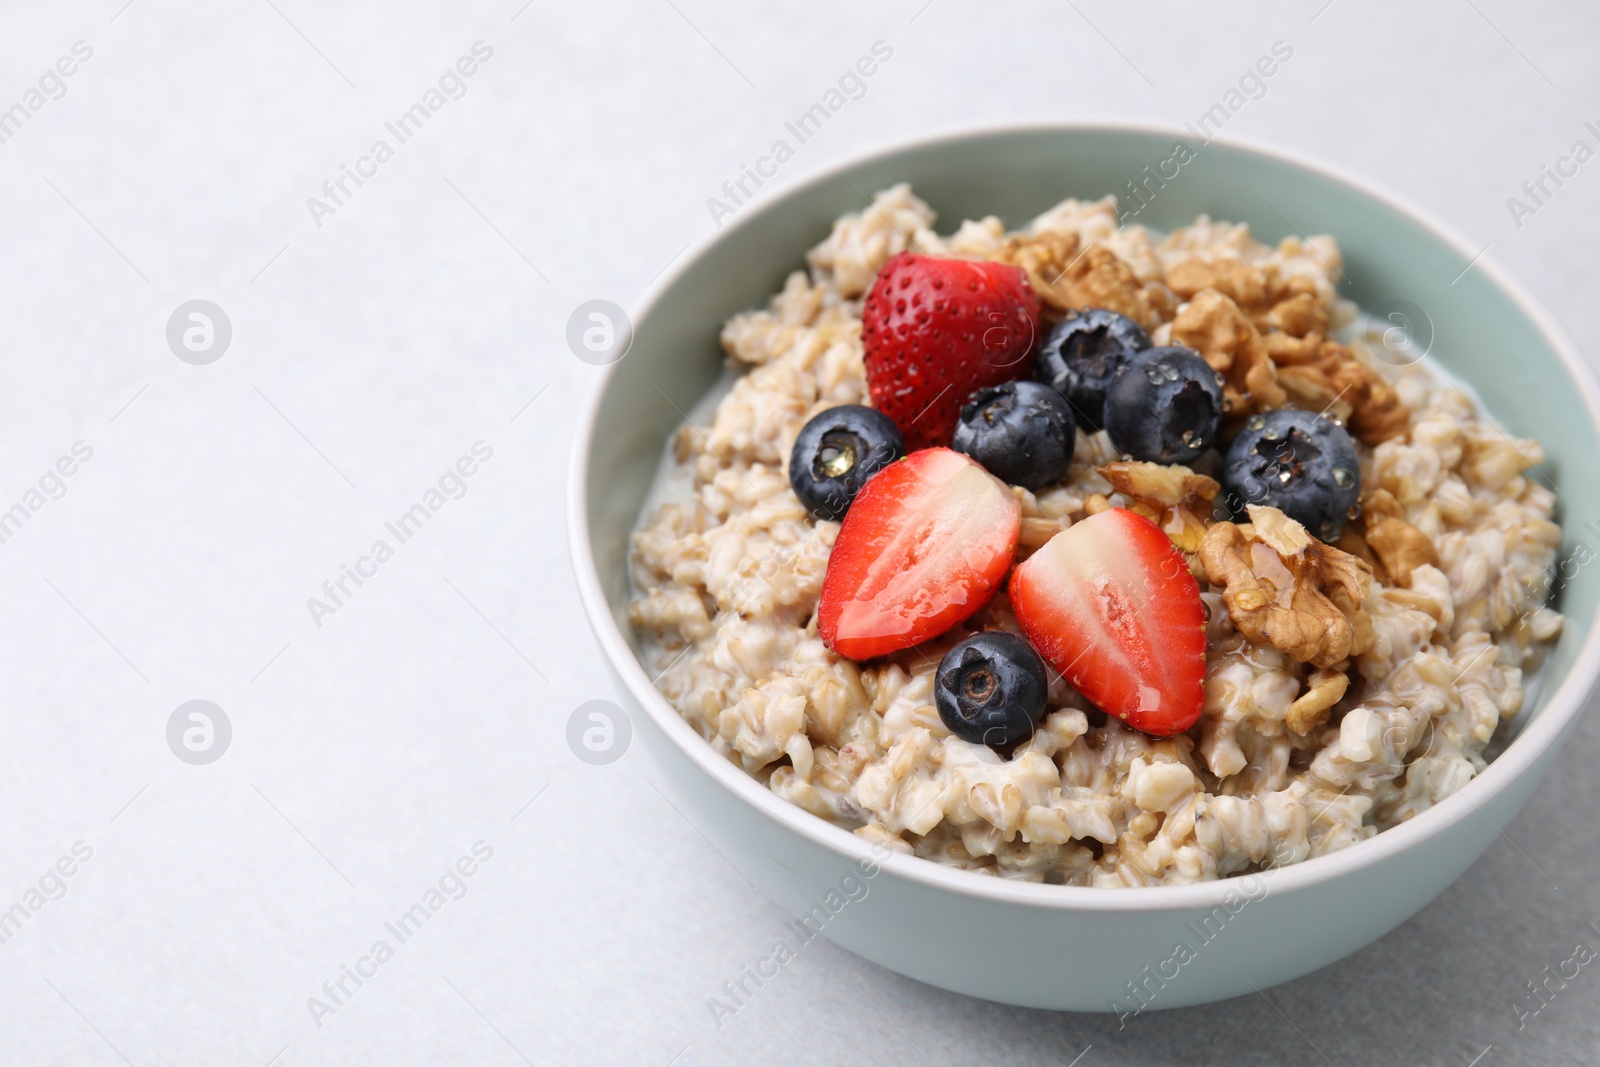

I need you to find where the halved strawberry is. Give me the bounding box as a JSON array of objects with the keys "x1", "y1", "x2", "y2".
[
  {"x1": 819, "y1": 448, "x2": 1020, "y2": 661},
  {"x1": 1009, "y1": 508, "x2": 1206, "y2": 736},
  {"x1": 862, "y1": 252, "x2": 1041, "y2": 451}
]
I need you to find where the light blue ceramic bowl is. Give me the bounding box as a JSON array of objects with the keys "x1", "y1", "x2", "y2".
[{"x1": 570, "y1": 124, "x2": 1600, "y2": 1011}]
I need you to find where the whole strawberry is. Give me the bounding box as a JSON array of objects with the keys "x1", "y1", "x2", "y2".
[{"x1": 862, "y1": 253, "x2": 1042, "y2": 451}]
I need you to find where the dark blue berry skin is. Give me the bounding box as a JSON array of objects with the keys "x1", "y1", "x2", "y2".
[
  {"x1": 951, "y1": 381, "x2": 1077, "y2": 491},
  {"x1": 935, "y1": 632, "x2": 1050, "y2": 755},
  {"x1": 1222, "y1": 409, "x2": 1362, "y2": 541},
  {"x1": 1035, "y1": 308, "x2": 1152, "y2": 429},
  {"x1": 789, "y1": 405, "x2": 904, "y2": 521},
  {"x1": 1102, "y1": 346, "x2": 1225, "y2": 466}
]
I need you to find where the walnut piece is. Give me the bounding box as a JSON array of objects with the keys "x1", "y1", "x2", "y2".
[
  {"x1": 1333, "y1": 526, "x2": 1382, "y2": 578},
  {"x1": 1198, "y1": 505, "x2": 1375, "y2": 669},
  {"x1": 989, "y1": 230, "x2": 1077, "y2": 310},
  {"x1": 990, "y1": 231, "x2": 1155, "y2": 326},
  {"x1": 1257, "y1": 291, "x2": 1328, "y2": 338},
  {"x1": 1261, "y1": 330, "x2": 1324, "y2": 365},
  {"x1": 1099, "y1": 461, "x2": 1219, "y2": 553},
  {"x1": 1165, "y1": 257, "x2": 1267, "y2": 309},
  {"x1": 1020, "y1": 516, "x2": 1066, "y2": 548},
  {"x1": 1348, "y1": 487, "x2": 1440, "y2": 588},
  {"x1": 1361, "y1": 487, "x2": 1404, "y2": 521},
  {"x1": 1364, "y1": 514, "x2": 1439, "y2": 588},
  {"x1": 1286, "y1": 666, "x2": 1350, "y2": 734},
  {"x1": 1168, "y1": 288, "x2": 1287, "y2": 418},
  {"x1": 1257, "y1": 335, "x2": 1407, "y2": 445},
  {"x1": 1100, "y1": 461, "x2": 1219, "y2": 509}
]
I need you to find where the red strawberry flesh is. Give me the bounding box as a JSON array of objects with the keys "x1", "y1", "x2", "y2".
[
  {"x1": 819, "y1": 448, "x2": 1020, "y2": 661},
  {"x1": 862, "y1": 253, "x2": 1041, "y2": 451},
  {"x1": 1009, "y1": 508, "x2": 1206, "y2": 736}
]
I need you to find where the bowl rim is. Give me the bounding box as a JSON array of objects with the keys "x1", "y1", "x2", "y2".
[{"x1": 568, "y1": 119, "x2": 1600, "y2": 911}]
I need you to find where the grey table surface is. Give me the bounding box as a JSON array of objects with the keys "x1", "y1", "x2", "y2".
[{"x1": 0, "y1": 1, "x2": 1597, "y2": 1064}]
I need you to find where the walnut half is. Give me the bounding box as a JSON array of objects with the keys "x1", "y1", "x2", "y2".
[{"x1": 1198, "y1": 505, "x2": 1375, "y2": 669}]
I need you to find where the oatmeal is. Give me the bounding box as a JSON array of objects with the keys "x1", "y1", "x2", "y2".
[{"x1": 627, "y1": 184, "x2": 1563, "y2": 887}]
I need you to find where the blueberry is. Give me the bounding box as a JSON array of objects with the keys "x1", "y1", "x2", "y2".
[
  {"x1": 935, "y1": 631, "x2": 1050, "y2": 755},
  {"x1": 1102, "y1": 346, "x2": 1225, "y2": 466},
  {"x1": 1222, "y1": 409, "x2": 1362, "y2": 541},
  {"x1": 788, "y1": 405, "x2": 904, "y2": 521},
  {"x1": 951, "y1": 381, "x2": 1077, "y2": 490},
  {"x1": 1035, "y1": 308, "x2": 1152, "y2": 429}
]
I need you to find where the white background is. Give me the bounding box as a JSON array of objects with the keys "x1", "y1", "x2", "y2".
[{"x1": 0, "y1": 1, "x2": 1597, "y2": 1064}]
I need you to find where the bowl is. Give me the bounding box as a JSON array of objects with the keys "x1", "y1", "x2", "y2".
[{"x1": 569, "y1": 123, "x2": 1600, "y2": 1011}]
